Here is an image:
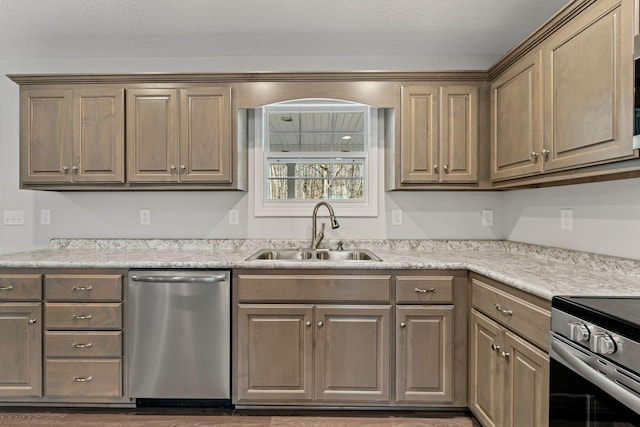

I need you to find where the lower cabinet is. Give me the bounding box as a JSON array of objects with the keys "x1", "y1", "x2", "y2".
[
  {"x1": 236, "y1": 303, "x2": 391, "y2": 404},
  {"x1": 234, "y1": 269, "x2": 468, "y2": 408},
  {"x1": 0, "y1": 303, "x2": 42, "y2": 397},
  {"x1": 468, "y1": 274, "x2": 550, "y2": 427}
]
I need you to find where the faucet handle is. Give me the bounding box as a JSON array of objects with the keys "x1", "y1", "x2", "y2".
[{"x1": 337, "y1": 241, "x2": 344, "y2": 251}]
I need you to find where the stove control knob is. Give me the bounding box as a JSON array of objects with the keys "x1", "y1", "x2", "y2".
[
  {"x1": 590, "y1": 333, "x2": 616, "y2": 355},
  {"x1": 568, "y1": 321, "x2": 590, "y2": 342}
]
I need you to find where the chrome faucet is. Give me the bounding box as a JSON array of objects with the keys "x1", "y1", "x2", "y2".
[{"x1": 311, "y1": 202, "x2": 340, "y2": 249}]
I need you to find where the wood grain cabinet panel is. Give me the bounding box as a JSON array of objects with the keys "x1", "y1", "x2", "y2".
[
  {"x1": 127, "y1": 86, "x2": 232, "y2": 184},
  {"x1": 395, "y1": 305, "x2": 454, "y2": 404},
  {"x1": 20, "y1": 87, "x2": 124, "y2": 185},
  {"x1": 490, "y1": 49, "x2": 543, "y2": 181},
  {"x1": 543, "y1": 0, "x2": 635, "y2": 172},
  {"x1": 400, "y1": 84, "x2": 479, "y2": 185},
  {"x1": 0, "y1": 274, "x2": 42, "y2": 301},
  {"x1": 0, "y1": 303, "x2": 42, "y2": 397}
]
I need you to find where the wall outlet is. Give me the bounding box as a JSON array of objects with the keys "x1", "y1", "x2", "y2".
[
  {"x1": 229, "y1": 209, "x2": 239, "y2": 225},
  {"x1": 40, "y1": 209, "x2": 51, "y2": 225},
  {"x1": 3, "y1": 210, "x2": 24, "y2": 226},
  {"x1": 560, "y1": 209, "x2": 573, "y2": 230},
  {"x1": 391, "y1": 209, "x2": 403, "y2": 226},
  {"x1": 140, "y1": 209, "x2": 151, "y2": 225},
  {"x1": 482, "y1": 209, "x2": 494, "y2": 226}
]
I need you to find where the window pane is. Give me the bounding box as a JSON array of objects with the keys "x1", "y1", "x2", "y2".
[
  {"x1": 269, "y1": 134, "x2": 299, "y2": 152},
  {"x1": 269, "y1": 113, "x2": 299, "y2": 132},
  {"x1": 300, "y1": 163, "x2": 333, "y2": 178},
  {"x1": 268, "y1": 178, "x2": 297, "y2": 200},
  {"x1": 334, "y1": 134, "x2": 365, "y2": 152},
  {"x1": 300, "y1": 112, "x2": 331, "y2": 132},
  {"x1": 333, "y1": 112, "x2": 365, "y2": 132},
  {"x1": 268, "y1": 162, "x2": 298, "y2": 178},
  {"x1": 332, "y1": 179, "x2": 364, "y2": 199},
  {"x1": 300, "y1": 179, "x2": 328, "y2": 199},
  {"x1": 334, "y1": 162, "x2": 364, "y2": 178},
  {"x1": 300, "y1": 133, "x2": 333, "y2": 152}
]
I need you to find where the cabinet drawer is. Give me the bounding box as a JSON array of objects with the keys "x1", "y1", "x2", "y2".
[
  {"x1": 0, "y1": 274, "x2": 42, "y2": 300},
  {"x1": 45, "y1": 275, "x2": 122, "y2": 301},
  {"x1": 238, "y1": 275, "x2": 391, "y2": 302},
  {"x1": 46, "y1": 359, "x2": 122, "y2": 397},
  {"x1": 45, "y1": 303, "x2": 122, "y2": 330},
  {"x1": 472, "y1": 277, "x2": 550, "y2": 349},
  {"x1": 46, "y1": 331, "x2": 122, "y2": 358},
  {"x1": 396, "y1": 276, "x2": 453, "y2": 303}
]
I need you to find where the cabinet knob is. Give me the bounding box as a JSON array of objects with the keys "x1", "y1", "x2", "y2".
[
  {"x1": 170, "y1": 165, "x2": 177, "y2": 171},
  {"x1": 433, "y1": 165, "x2": 439, "y2": 172},
  {"x1": 72, "y1": 165, "x2": 79, "y2": 174},
  {"x1": 180, "y1": 165, "x2": 186, "y2": 171},
  {"x1": 501, "y1": 351, "x2": 510, "y2": 359},
  {"x1": 491, "y1": 343, "x2": 500, "y2": 352},
  {"x1": 530, "y1": 151, "x2": 540, "y2": 159},
  {"x1": 28, "y1": 318, "x2": 37, "y2": 325},
  {"x1": 400, "y1": 322, "x2": 407, "y2": 328},
  {"x1": 305, "y1": 321, "x2": 312, "y2": 327},
  {"x1": 317, "y1": 321, "x2": 324, "y2": 327},
  {"x1": 62, "y1": 166, "x2": 70, "y2": 173},
  {"x1": 442, "y1": 164, "x2": 449, "y2": 173},
  {"x1": 541, "y1": 148, "x2": 550, "y2": 157}
]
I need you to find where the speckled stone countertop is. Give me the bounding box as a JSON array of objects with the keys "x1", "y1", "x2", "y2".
[{"x1": 0, "y1": 238, "x2": 639, "y2": 301}]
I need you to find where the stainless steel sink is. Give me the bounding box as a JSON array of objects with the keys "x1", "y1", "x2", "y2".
[{"x1": 246, "y1": 248, "x2": 382, "y2": 262}]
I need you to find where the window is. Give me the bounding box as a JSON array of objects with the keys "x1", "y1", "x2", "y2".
[{"x1": 254, "y1": 99, "x2": 378, "y2": 217}]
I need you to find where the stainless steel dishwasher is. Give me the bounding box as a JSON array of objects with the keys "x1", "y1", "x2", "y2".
[{"x1": 128, "y1": 270, "x2": 230, "y2": 403}]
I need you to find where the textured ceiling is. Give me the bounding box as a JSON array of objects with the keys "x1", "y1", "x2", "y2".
[{"x1": 0, "y1": 0, "x2": 568, "y2": 64}]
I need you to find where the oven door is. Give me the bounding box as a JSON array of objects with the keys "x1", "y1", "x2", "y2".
[{"x1": 550, "y1": 333, "x2": 640, "y2": 426}]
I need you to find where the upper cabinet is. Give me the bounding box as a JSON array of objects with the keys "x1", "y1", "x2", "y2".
[
  {"x1": 126, "y1": 87, "x2": 232, "y2": 184},
  {"x1": 491, "y1": 0, "x2": 637, "y2": 185},
  {"x1": 542, "y1": 0, "x2": 634, "y2": 171},
  {"x1": 398, "y1": 83, "x2": 481, "y2": 187},
  {"x1": 20, "y1": 87, "x2": 125, "y2": 185}
]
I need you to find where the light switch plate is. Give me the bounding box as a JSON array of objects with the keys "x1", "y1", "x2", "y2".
[
  {"x1": 229, "y1": 209, "x2": 239, "y2": 225},
  {"x1": 391, "y1": 209, "x2": 403, "y2": 226},
  {"x1": 560, "y1": 209, "x2": 573, "y2": 230},
  {"x1": 40, "y1": 209, "x2": 51, "y2": 225},
  {"x1": 140, "y1": 209, "x2": 151, "y2": 225},
  {"x1": 482, "y1": 209, "x2": 494, "y2": 226}
]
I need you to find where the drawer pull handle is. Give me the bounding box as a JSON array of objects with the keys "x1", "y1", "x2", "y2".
[
  {"x1": 414, "y1": 287, "x2": 436, "y2": 294},
  {"x1": 491, "y1": 343, "x2": 500, "y2": 352},
  {"x1": 72, "y1": 286, "x2": 93, "y2": 291},
  {"x1": 71, "y1": 342, "x2": 93, "y2": 349},
  {"x1": 495, "y1": 304, "x2": 513, "y2": 316},
  {"x1": 0, "y1": 285, "x2": 13, "y2": 291},
  {"x1": 72, "y1": 376, "x2": 93, "y2": 382},
  {"x1": 72, "y1": 314, "x2": 93, "y2": 320}
]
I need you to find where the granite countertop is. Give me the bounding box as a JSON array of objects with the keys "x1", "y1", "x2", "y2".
[{"x1": 0, "y1": 239, "x2": 639, "y2": 301}]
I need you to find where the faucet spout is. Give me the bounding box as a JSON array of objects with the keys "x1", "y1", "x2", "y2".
[{"x1": 311, "y1": 202, "x2": 340, "y2": 249}]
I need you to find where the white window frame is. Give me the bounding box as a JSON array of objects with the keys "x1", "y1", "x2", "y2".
[{"x1": 253, "y1": 99, "x2": 379, "y2": 217}]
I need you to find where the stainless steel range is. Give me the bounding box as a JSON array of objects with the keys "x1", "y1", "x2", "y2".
[{"x1": 550, "y1": 296, "x2": 640, "y2": 426}]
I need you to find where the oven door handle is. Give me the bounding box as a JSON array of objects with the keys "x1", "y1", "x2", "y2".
[{"x1": 550, "y1": 335, "x2": 640, "y2": 415}]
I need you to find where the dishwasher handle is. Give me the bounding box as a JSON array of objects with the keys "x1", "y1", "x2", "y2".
[{"x1": 130, "y1": 274, "x2": 227, "y2": 284}]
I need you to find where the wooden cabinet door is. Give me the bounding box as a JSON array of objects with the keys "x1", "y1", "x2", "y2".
[
  {"x1": 543, "y1": 0, "x2": 635, "y2": 172},
  {"x1": 0, "y1": 303, "x2": 42, "y2": 397},
  {"x1": 440, "y1": 85, "x2": 479, "y2": 183},
  {"x1": 314, "y1": 305, "x2": 391, "y2": 403},
  {"x1": 126, "y1": 88, "x2": 179, "y2": 182},
  {"x1": 236, "y1": 304, "x2": 313, "y2": 402},
  {"x1": 20, "y1": 88, "x2": 73, "y2": 184},
  {"x1": 503, "y1": 331, "x2": 549, "y2": 427},
  {"x1": 179, "y1": 87, "x2": 232, "y2": 183},
  {"x1": 469, "y1": 310, "x2": 503, "y2": 427},
  {"x1": 395, "y1": 305, "x2": 454, "y2": 404},
  {"x1": 491, "y1": 50, "x2": 543, "y2": 181},
  {"x1": 72, "y1": 87, "x2": 125, "y2": 183},
  {"x1": 401, "y1": 85, "x2": 439, "y2": 183}
]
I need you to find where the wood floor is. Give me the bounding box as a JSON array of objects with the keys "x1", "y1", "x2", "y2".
[{"x1": 0, "y1": 408, "x2": 481, "y2": 426}]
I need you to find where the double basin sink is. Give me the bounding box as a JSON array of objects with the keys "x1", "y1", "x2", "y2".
[{"x1": 246, "y1": 248, "x2": 382, "y2": 262}]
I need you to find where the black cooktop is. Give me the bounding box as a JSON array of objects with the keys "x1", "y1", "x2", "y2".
[{"x1": 552, "y1": 296, "x2": 640, "y2": 341}]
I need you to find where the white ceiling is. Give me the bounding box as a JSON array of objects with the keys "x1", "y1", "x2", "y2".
[{"x1": 0, "y1": 0, "x2": 568, "y2": 68}]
